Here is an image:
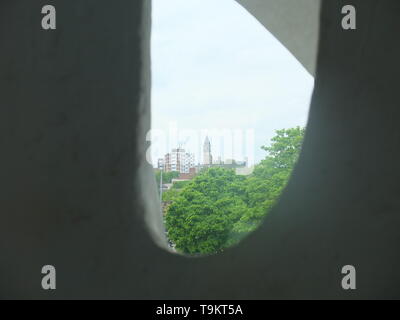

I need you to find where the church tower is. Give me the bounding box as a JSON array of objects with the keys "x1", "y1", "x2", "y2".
[{"x1": 203, "y1": 136, "x2": 213, "y2": 165}]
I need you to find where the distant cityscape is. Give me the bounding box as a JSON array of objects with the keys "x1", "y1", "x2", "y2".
[{"x1": 155, "y1": 137, "x2": 252, "y2": 191}]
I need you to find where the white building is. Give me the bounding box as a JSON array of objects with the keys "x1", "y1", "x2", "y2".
[{"x1": 164, "y1": 148, "x2": 195, "y2": 173}]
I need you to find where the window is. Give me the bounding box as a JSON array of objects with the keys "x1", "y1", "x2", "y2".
[{"x1": 148, "y1": 0, "x2": 314, "y2": 256}]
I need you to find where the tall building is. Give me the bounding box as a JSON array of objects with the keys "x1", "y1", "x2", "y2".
[
  {"x1": 203, "y1": 136, "x2": 213, "y2": 165},
  {"x1": 164, "y1": 148, "x2": 195, "y2": 173}
]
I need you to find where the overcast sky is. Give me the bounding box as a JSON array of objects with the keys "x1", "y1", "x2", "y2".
[{"x1": 150, "y1": 0, "x2": 314, "y2": 166}]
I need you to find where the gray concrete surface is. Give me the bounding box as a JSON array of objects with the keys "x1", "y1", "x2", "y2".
[{"x1": 0, "y1": 0, "x2": 399, "y2": 299}]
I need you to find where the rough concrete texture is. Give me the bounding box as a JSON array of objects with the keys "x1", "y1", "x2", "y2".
[{"x1": 0, "y1": 0, "x2": 399, "y2": 299}]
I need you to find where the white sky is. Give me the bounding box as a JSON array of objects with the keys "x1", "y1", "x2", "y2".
[{"x1": 150, "y1": 0, "x2": 314, "y2": 166}]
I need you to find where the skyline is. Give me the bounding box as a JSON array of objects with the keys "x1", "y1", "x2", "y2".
[
  {"x1": 150, "y1": 0, "x2": 314, "y2": 166},
  {"x1": 155, "y1": 135, "x2": 249, "y2": 169}
]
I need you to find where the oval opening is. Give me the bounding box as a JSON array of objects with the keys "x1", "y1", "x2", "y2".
[{"x1": 148, "y1": 0, "x2": 314, "y2": 256}]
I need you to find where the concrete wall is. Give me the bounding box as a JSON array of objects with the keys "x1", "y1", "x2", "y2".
[
  {"x1": 236, "y1": 0, "x2": 321, "y2": 76},
  {"x1": 1, "y1": 0, "x2": 400, "y2": 299}
]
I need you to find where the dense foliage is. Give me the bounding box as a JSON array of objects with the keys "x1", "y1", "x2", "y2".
[
  {"x1": 165, "y1": 127, "x2": 305, "y2": 255},
  {"x1": 155, "y1": 170, "x2": 179, "y2": 186},
  {"x1": 171, "y1": 180, "x2": 191, "y2": 189}
]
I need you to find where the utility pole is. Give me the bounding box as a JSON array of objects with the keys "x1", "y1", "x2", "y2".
[{"x1": 159, "y1": 161, "x2": 164, "y2": 208}]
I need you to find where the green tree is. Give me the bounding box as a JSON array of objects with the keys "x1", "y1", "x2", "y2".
[
  {"x1": 260, "y1": 126, "x2": 305, "y2": 171},
  {"x1": 233, "y1": 127, "x2": 305, "y2": 236},
  {"x1": 166, "y1": 168, "x2": 248, "y2": 255},
  {"x1": 162, "y1": 188, "x2": 181, "y2": 202},
  {"x1": 154, "y1": 170, "x2": 179, "y2": 186},
  {"x1": 165, "y1": 127, "x2": 305, "y2": 255},
  {"x1": 172, "y1": 180, "x2": 191, "y2": 189}
]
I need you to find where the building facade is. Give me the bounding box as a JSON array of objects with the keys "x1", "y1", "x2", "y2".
[{"x1": 164, "y1": 148, "x2": 195, "y2": 173}]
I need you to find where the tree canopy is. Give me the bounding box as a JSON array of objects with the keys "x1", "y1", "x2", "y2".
[
  {"x1": 165, "y1": 127, "x2": 305, "y2": 255},
  {"x1": 154, "y1": 170, "x2": 179, "y2": 186}
]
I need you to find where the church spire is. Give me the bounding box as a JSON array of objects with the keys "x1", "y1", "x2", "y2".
[{"x1": 203, "y1": 136, "x2": 212, "y2": 165}]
